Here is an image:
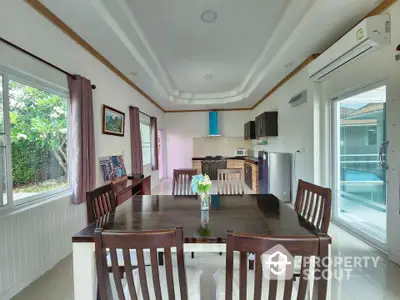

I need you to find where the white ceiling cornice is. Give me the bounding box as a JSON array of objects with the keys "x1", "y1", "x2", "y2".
[{"x1": 89, "y1": 0, "x2": 173, "y2": 98}]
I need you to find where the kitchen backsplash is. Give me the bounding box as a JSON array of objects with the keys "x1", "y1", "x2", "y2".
[{"x1": 193, "y1": 137, "x2": 252, "y2": 157}]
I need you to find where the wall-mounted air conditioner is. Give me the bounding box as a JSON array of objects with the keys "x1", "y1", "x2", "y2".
[{"x1": 309, "y1": 15, "x2": 391, "y2": 81}]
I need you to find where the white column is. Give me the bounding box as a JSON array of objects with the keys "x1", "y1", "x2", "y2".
[{"x1": 73, "y1": 242, "x2": 97, "y2": 300}]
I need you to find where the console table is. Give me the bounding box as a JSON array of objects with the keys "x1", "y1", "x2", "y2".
[{"x1": 112, "y1": 176, "x2": 151, "y2": 205}]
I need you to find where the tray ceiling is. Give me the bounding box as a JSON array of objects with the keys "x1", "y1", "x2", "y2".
[{"x1": 38, "y1": 0, "x2": 382, "y2": 110}]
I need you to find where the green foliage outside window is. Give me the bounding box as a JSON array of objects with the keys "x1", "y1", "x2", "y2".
[{"x1": 9, "y1": 81, "x2": 67, "y2": 187}]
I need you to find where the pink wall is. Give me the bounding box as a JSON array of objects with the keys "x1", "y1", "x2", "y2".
[{"x1": 165, "y1": 130, "x2": 193, "y2": 178}]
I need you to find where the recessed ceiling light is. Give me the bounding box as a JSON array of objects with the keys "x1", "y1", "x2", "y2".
[
  {"x1": 201, "y1": 10, "x2": 217, "y2": 23},
  {"x1": 204, "y1": 74, "x2": 213, "y2": 80},
  {"x1": 129, "y1": 72, "x2": 138, "y2": 76},
  {"x1": 284, "y1": 62, "x2": 293, "y2": 69}
]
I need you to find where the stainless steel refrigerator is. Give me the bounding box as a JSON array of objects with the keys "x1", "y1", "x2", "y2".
[{"x1": 258, "y1": 151, "x2": 292, "y2": 202}]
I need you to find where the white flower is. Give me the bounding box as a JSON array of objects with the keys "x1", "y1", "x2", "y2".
[{"x1": 17, "y1": 133, "x2": 27, "y2": 140}]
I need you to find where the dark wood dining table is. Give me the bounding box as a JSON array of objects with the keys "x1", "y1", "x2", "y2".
[{"x1": 72, "y1": 194, "x2": 331, "y2": 299}]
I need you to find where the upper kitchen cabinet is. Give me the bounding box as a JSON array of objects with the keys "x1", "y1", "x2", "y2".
[
  {"x1": 244, "y1": 121, "x2": 256, "y2": 140},
  {"x1": 255, "y1": 112, "x2": 278, "y2": 138}
]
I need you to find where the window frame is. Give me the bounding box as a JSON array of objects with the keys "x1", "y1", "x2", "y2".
[
  {"x1": 0, "y1": 65, "x2": 71, "y2": 211},
  {"x1": 140, "y1": 121, "x2": 152, "y2": 167}
]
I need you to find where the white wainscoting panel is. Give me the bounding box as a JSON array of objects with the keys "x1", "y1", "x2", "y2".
[{"x1": 0, "y1": 192, "x2": 86, "y2": 300}]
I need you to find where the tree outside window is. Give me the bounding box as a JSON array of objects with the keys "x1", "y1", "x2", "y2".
[{"x1": 9, "y1": 80, "x2": 68, "y2": 201}]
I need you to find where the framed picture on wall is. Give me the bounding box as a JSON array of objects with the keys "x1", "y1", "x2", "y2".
[{"x1": 102, "y1": 105, "x2": 125, "y2": 136}]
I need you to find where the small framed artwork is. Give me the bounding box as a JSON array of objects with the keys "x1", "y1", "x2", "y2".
[{"x1": 102, "y1": 105, "x2": 125, "y2": 136}]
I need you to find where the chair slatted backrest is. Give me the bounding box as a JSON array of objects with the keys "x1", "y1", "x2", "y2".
[
  {"x1": 172, "y1": 169, "x2": 198, "y2": 195},
  {"x1": 217, "y1": 169, "x2": 244, "y2": 195},
  {"x1": 86, "y1": 183, "x2": 117, "y2": 223},
  {"x1": 294, "y1": 179, "x2": 332, "y2": 233},
  {"x1": 225, "y1": 232, "x2": 323, "y2": 300},
  {"x1": 95, "y1": 228, "x2": 188, "y2": 300}
]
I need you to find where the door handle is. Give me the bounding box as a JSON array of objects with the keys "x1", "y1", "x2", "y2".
[{"x1": 379, "y1": 141, "x2": 389, "y2": 169}]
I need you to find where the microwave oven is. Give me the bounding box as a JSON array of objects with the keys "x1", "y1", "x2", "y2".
[{"x1": 234, "y1": 148, "x2": 248, "y2": 157}]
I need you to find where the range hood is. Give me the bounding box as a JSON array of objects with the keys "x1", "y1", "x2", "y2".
[{"x1": 209, "y1": 111, "x2": 221, "y2": 136}]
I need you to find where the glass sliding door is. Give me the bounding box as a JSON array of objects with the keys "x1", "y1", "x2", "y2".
[{"x1": 332, "y1": 84, "x2": 387, "y2": 248}]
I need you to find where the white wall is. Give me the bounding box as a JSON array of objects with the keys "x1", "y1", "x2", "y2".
[
  {"x1": 0, "y1": 0, "x2": 165, "y2": 298},
  {"x1": 164, "y1": 110, "x2": 252, "y2": 178},
  {"x1": 319, "y1": 4, "x2": 400, "y2": 264},
  {"x1": 252, "y1": 68, "x2": 318, "y2": 200}
]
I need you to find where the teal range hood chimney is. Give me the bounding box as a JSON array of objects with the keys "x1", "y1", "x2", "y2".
[{"x1": 209, "y1": 111, "x2": 221, "y2": 136}]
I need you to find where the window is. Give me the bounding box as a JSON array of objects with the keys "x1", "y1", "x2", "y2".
[
  {"x1": 0, "y1": 68, "x2": 69, "y2": 209},
  {"x1": 140, "y1": 122, "x2": 151, "y2": 166}
]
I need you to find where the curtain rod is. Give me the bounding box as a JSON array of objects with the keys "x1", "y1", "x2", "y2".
[
  {"x1": 140, "y1": 111, "x2": 152, "y2": 118},
  {"x1": 0, "y1": 37, "x2": 96, "y2": 89}
]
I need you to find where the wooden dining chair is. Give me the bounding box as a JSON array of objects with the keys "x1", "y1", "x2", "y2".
[
  {"x1": 217, "y1": 169, "x2": 244, "y2": 195},
  {"x1": 87, "y1": 184, "x2": 152, "y2": 279},
  {"x1": 86, "y1": 183, "x2": 117, "y2": 224},
  {"x1": 172, "y1": 169, "x2": 198, "y2": 195},
  {"x1": 294, "y1": 179, "x2": 332, "y2": 233},
  {"x1": 95, "y1": 227, "x2": 203, "y2": 300},
  {"x1": 213, "y1": 232, "x2": 326, "y2": 300}
]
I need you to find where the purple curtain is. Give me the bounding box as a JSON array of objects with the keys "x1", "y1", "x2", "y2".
[
  {"x1": 68, "y1": 75, "x2": 96, "y2": 205},
  {"x1": 150, "y1": 117, "x2": 159, "y2": 171},
  {"x1": 129, "y1": 106, "x2": 143, "y2": 174}
]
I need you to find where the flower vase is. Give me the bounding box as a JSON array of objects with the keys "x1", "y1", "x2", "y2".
[{"x1": 199, "y1": 193, "x2": 211, "y2": 210}]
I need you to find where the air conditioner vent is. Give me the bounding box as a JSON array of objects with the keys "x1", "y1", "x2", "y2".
[{"x1": 289, "y1": 90, "x2": 307, "y2": 107}]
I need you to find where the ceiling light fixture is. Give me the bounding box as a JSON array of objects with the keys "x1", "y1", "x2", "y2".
[
  {"x1": 129, "y1": 72, "x2": 138, "y2": 76},
  {"x1": 201, "y1": 10, "x2": 217, "y2": 23},
  {"x1": 284, "y1": 62, "x2": 293, "y2": 69},
  {"x1": 204, "y1": 74, "x2": 213, "y2": 80}
]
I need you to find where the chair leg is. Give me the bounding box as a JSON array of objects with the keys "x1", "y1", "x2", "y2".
[
  {"x1": 249, "y1": 259, "x2": 254, "y2": 270},
  {"x1": 158, "y1": 252, "x2": 164, "y2": 266},
  {"x1": 191, "y1": 252, "x2": 194, "y2": 259}
]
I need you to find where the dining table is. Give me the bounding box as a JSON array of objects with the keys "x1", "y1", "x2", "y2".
[{"x1": 72, "y1": 194, "x2": 331, "y2": 299}]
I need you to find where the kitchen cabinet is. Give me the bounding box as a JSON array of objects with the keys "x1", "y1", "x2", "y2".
[
  {"x1": 252, "y1": 164, "x2": 259, "y2": 193},
  {"x1": 245, "y1": 163, "x2": 252, "y2": 189},
  {"x1": 255, "y1": 111, "x2": 278, "y2": 138},
  {"x1": 192, "y1": 160, "x2": 202, "y2": 173},
  {"x1": 244, "y1": 121, "x2": 256, "y2": 140},
  {"x1": 227, "y1": 159, "x2": 236, "y2": 168},
  {"x1": 202, "y1": 159, "x2": 227, "y2": 180}
]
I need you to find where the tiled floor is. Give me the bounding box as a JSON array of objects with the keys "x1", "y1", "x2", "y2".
[{"x1": 12, "y1": 180, "x2": 400, "y2": 300}]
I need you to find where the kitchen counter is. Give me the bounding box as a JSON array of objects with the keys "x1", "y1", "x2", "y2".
[
  {"x1": 192, "y1": 156, "x2": 259, "y2": 192},
  {"x1": 192, "y1": 156, "x2": 258, "y2": 165}
]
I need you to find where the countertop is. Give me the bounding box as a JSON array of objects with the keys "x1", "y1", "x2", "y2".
[{"x1": 192, "y1": 156, "x2": 258, "y2": 165}]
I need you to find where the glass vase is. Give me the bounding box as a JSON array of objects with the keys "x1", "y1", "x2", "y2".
[{"x1": 199, "y1": 193, "x2": 211, "y2": 210}]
